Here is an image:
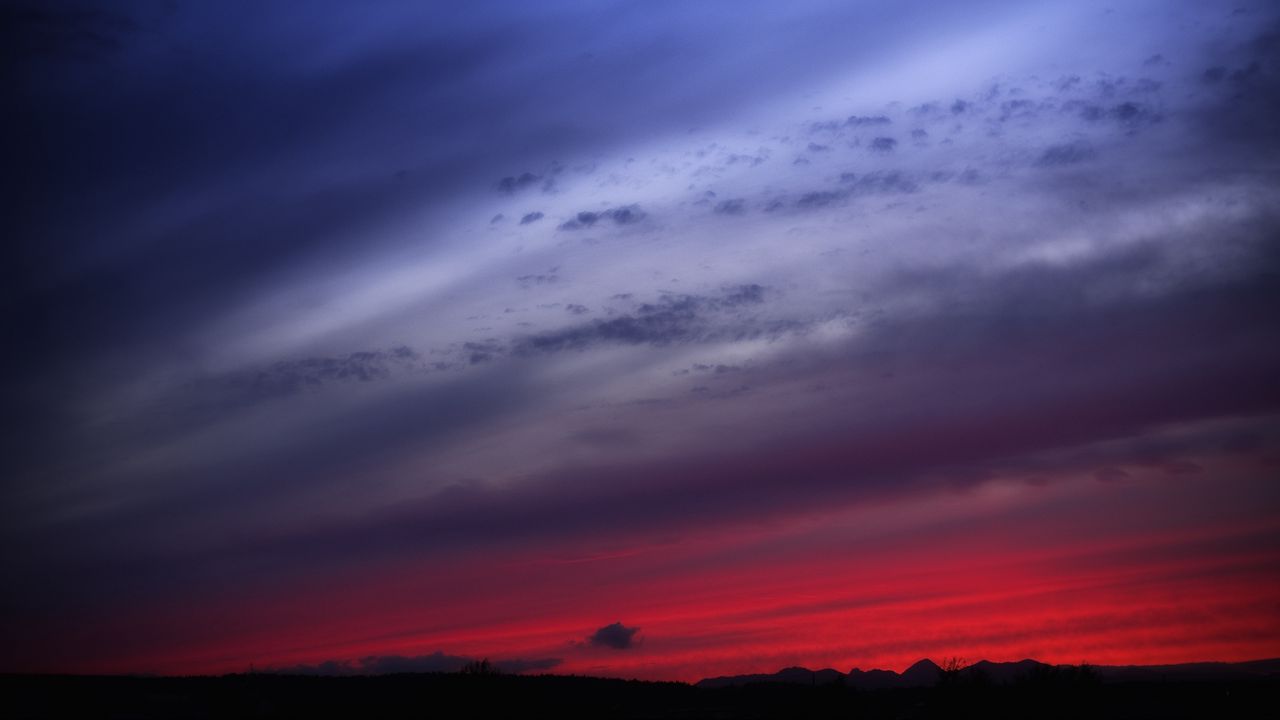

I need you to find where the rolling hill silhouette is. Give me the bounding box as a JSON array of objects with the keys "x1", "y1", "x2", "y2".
[
  {"x1": 4, "y1": 657, "x2": 1278, "y2": 718},
  {"x1": 696, "y1": 656, "x2": 1280, "y2": 689}
]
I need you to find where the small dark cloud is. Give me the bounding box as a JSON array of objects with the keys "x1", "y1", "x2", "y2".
[
  {"x1": 496, "y1": 172, "x2": 541, "y2": 194},
  {"x1": 516, "y1": 269, "x2": 559, "y2": 287},
  {"x1": 490, "y1": 213, "x2": 504, "y2": 224},
  {"x1": 807, "y1": 142, "x2": 830, "y2": 152},
  {"x1": 463, "y1": 340, "x2": 503, "y2": 365},
  {"x1": 514, "y1": 285, "x2": 767, "y2": 355},
  {"x1": 238, "y1": 346, "x2": 420, "y2": 399},
  {"x1": 725, "y1": 153, "x2": 766, "y2": 167},
  {"x1": 840, "y1": 170, "x2": 918, "y2": 194},
  {"x1": 797, "y1": 190, "x2": 843, "y2": 208},
  {"x1": 950, "y1": 99, "x2": 969, "y2": 114},
  {"x1": 607, "y1": 204, "x2": 645, "y2": 225},
  {"x1": 519, "y1": 211, "x2": 544, "y2": 225},
  {"x1": 562, "y1": 211, "x2": 600, "y2": 229},
  {"x1": 1035, "y1": 142, "x2": 1096, "y2": 167},
  {"x1": 1202, "y1": 66, "x2": 1228, "y2": 84},
  {"x1": 565, "y1": 303, "x2": 590, "y2": 315},
  {"x1": 588, "y1": 621, "x2": 639, "y2": 650},
  {"x1": 714, "y1": 198, "x2": 746, "y2": 215},
  {"x1": 1108, "y1": 101, "x2": 1154, "y2": 124},
  {"x1": 692, "y1": 363, "x2": 741, "y2": 374},
  {"x1": 870, "y1": 137, "x2": 897, "y2": 152},
  {"x1": 558, "y1": 205, "x2": 646, "y2": 230},
  {"x1": 997, "y1": 99, "x2": 1038, "y2": 122},
  {"x1": 719, "y1": 283, "x2": 766, "y2": 307},
  {"x1": 788, "y1": 169, "x2": 919, "y2": 212},
  {"x1": 517, "y1": 297, "x2": 701, "y2": 353},
  {"x1": 1076, "y1": 104, "x2": 1105, "y2": 122},
  {"x1": 1078, "y1": 101, "x2": 1159, "y2": 127},
  {"x1": 846, "y1": 115, "x2": 891, "y2": 126},
  {"x1": 1229, "y1": 62, "x2": 1263, "y2": 83}
]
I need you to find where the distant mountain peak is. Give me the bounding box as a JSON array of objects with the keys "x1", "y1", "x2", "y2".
[
  {"x1": 900, "y1": 658, "x2": 943, "y2": 687},
  {"x1": 695, "y1": 657, "x2": 1280, "y2": 690}
]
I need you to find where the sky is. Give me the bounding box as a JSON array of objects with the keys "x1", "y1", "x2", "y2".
[{"x1": 3, "y1": 0, "x2": 1280, "y2": 681}]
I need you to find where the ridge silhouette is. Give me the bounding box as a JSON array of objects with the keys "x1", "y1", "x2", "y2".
[
  {"x1": 3, "y1": 657, "x2": 1278, "y2": 718},
  {"x1": 695, "y1": 656, "x2": 1280, "y2": 689}
]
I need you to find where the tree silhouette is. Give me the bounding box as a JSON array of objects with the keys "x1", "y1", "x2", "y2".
[
  {"x1": 938, "y1": 656, "x2": 967, "y2": 686},
  {"x1": 460, "y1": 658, "x2": 497, "y2": 676}
]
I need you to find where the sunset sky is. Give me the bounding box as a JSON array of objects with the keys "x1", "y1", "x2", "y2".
[{"x1": 4, "y1": 0, "x2": 1280, "y2": 681}]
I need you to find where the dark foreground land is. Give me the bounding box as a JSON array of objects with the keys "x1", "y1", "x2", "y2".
[{"x1": 4, "y1": 671, "x2": 1278, "y2": 720}]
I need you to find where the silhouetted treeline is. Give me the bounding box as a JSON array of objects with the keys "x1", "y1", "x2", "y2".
[{"x1": 3, "y1": 669, "x2": 1277, "y2": 719}]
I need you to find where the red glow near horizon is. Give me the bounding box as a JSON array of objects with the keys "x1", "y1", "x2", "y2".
[{"x1": 37, "y1": 457, "x2": 1280, "y2": 682}]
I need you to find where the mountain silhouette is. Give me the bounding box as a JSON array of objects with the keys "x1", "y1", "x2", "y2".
[
  {"x1": 5, "y1": 657, "x2": 1279, "y2": 718},
  {"x1": 695, "y1": 657, "x2": 1280, "y2": 689},
  {"x1": 900, "y1": 658, "x2": 943, "y2": 687}
]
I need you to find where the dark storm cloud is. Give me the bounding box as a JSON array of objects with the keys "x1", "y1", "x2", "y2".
[{"x1": 589, "y1": 622, "x2": 639, "y2": 650}]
